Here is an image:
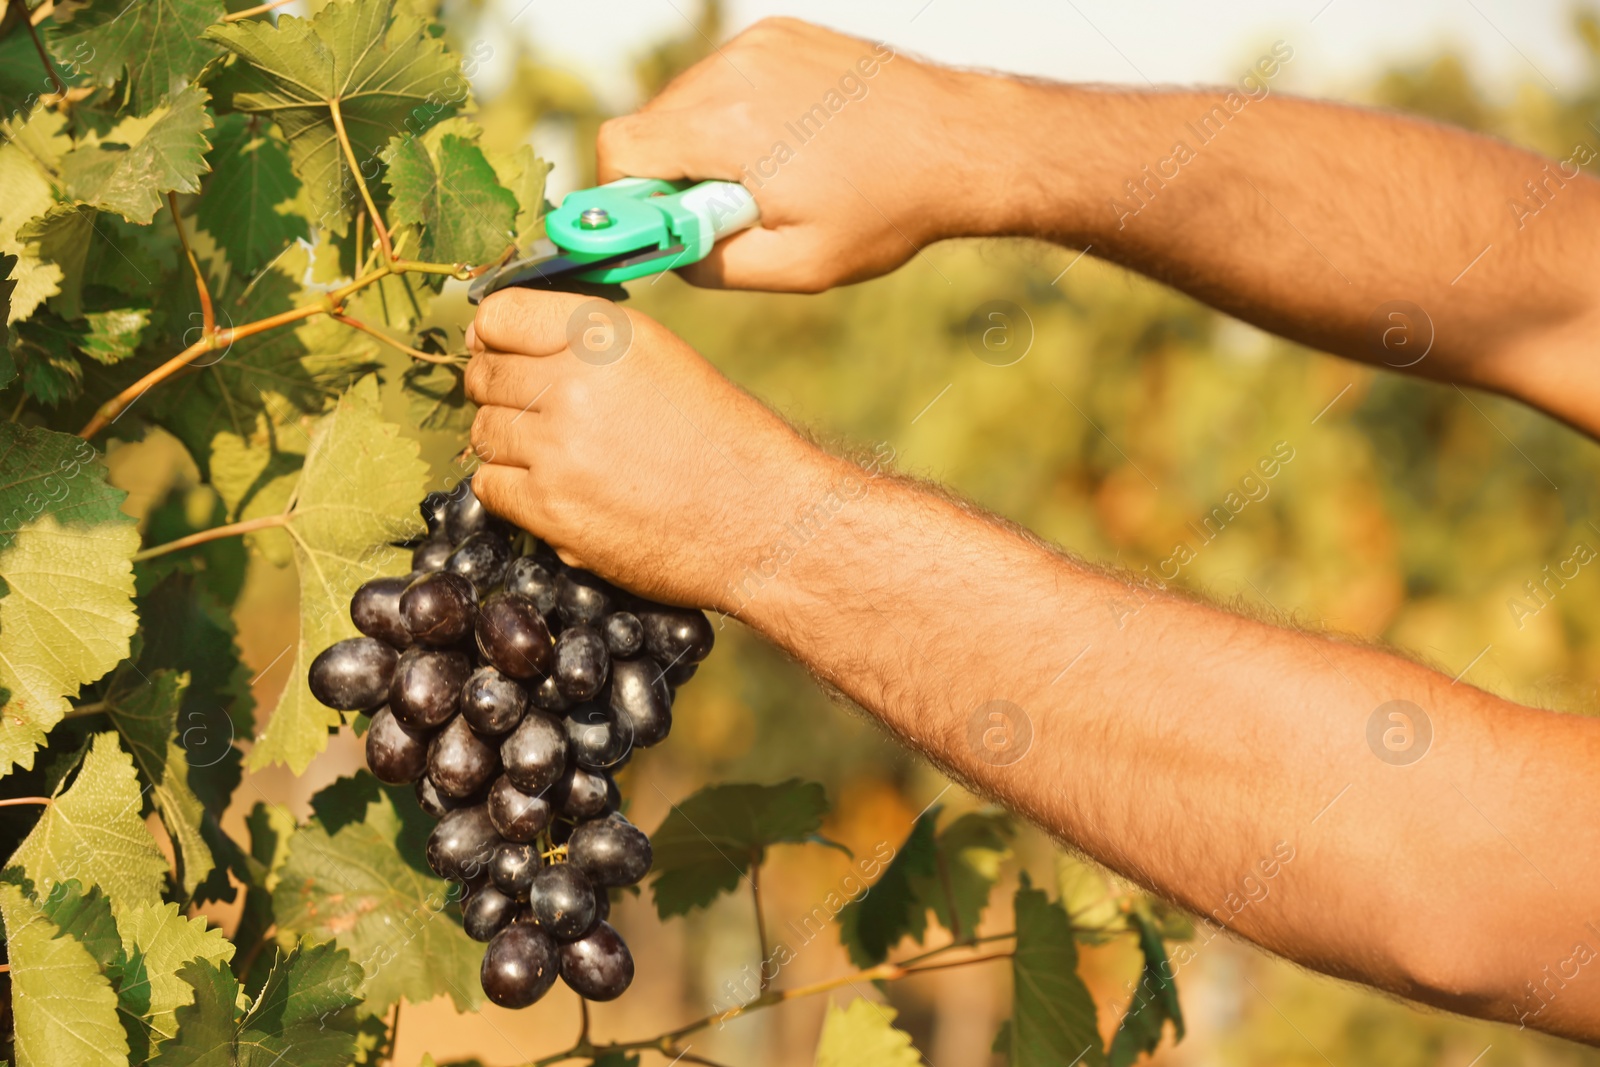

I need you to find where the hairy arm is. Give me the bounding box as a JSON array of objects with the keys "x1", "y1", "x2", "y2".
[
  {"x1": 464, "y1": 289, "x2": 1600, "y2": 1044},
  {"x1": 600, "y1": 18, "x2": 1600, "y2": 435}
]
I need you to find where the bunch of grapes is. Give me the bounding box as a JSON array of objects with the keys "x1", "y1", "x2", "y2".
[{"x1": 306, "y1": 478, "x2": 713, "y2": 1008}]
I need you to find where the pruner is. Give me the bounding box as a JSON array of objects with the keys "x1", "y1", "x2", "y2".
[{"x1": 467, "y1": 178, "x2": 760, "y2": 305}]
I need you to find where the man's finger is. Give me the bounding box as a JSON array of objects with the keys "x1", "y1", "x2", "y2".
[
  {"x1": 676, "y1": 225, "x2": 836, "y2": 293},
  {"x1": 472, "y1": 288, "x2": 595, "y2": 357},
  {"x1": 595, "y1": 109, "x2": 743, "y2": 185},
  {"x1": 470, "y1": 404, "x2": 547, "y2": 470},
  {"x1": 470, "y1": 462, "x2": 534, "y2": 532},
  {"x1": 464, "y1": 352, "x2": 555, "y2": 411}
]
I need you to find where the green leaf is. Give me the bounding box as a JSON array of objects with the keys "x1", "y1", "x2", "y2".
[
  {"x1": 25, "y1": 204, "x2": 95, "y2": 321},
  {"x1": 62, "y1": 85, "x2": 214, "y2": 225},
  {"x1": 385, "y1": 131, "x2": 516, "y2": 264},
  {"x1": 1057, "y1": 855, "x2": 1126, "y2": 945},
  {"x1": 38, "y1": 880, "x2": 122, "y2": 967},
  {"x1": 104, "y1": 670, "x2": 215, "y2": 898},
  {"x1": 1107, "y1": 911, "x2": 1184, "y2": 1067},
  {"x1": 0, "y1": 110, "x2": 71, "y2": 324},
  {"x1": 912, "y1": 810, "x2": 1014, "y2": 942},
  {"x1": 148, "y1": 959, "x2": 239, "y2": 1067},
  {"x1": 401, "y1": 359, "x2": 471, "y2": 432},
  {"x1": 50, "y1": 0, "x2": 224, "y2": 115},
  {"x1": 836, "y1": 808, "x2": 937, "y2": 968},
  {"x1": 272, "y1": 779, "x2": 483, "y2": 1013},
  {"x1": 0, "y1": 424, "x2": 140, "y2": 776},
  {"x1": 7, "y1": 732, "x2": 167, "y2": 911},
  {"x1": 114, "y1": 901, "x2": 236, "y2": 1061},
  {"x1": 248, "y1": 375, "x2": 426, "y2": 772},
  {"x1": 0, "y1": 880, "x2": 128, "y2": 1067},
  {"x1": 0, "y1": 249, "x2": 16, "y2": 361},
  {"x1": 204, "y1": 0, "x2": 463, "y2": 232},
  {"x1": 813, "y1": 998, "x2": 922, "y2": 1067},
  {"x1": 7, "y1": 311, "x2": 83, "y2": 405},
  {"x1": 1010, "y1": 883, "x2": 1105, "y2": 1067},
  {"x1": 197, "y1": 115, "x2": 307, "y2": 274},
  {"x1": 482, "y1": 141, "x2": 551, "y2": 249},
  {"x1": 79, "y1": 308, "x2": 152, "y2": 365},
  {"x1": 649, "y1": 780, "x2": 832, "y2": 918},
  {"x1": 152, "y1": 943, "x2": 363, "y2": 1067}
]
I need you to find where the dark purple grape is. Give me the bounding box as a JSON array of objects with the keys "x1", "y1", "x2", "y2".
[
  {"x1": 490, "y1": 841, "x2": 539, "y2": 900},
  {"x1": 556, "y1": 571, "x2": 614, "y2": 628},
  {"x1": 664, "y1": 661, "x2": 698, "y2": 687},
  {"x1": 389, "y1": 647, "x2": 472, "y2": 728},
  {"x1": 594, "y1": 889, "x2": 611, "y2": 924},
  {"x1": 554, "y1": 625, "x2": 608, "y2": 701},
  {"x1": 426, "y1": 804, "x2": 499, "y2": 882},
  {"x1": 567, "y1": 816, "x2": 651, "y2": 888},
  {"x1": 365, "y1": 706, "x2": 429, "y2": 784},
  {"x1": 427, "y1": 715, "x2": 501, "y2": 798},
  {"x1": 558, "y1": 921, "x2": 633, "y2": 1001},
  {"x1": 550, "y1": 764, "x2": 610, "y2": 820},
  {"x1": 530, "y1": 675, "x2": 569, "y2": 714},
  {"x1": 639, "y1": 607, "x2": 714, "y2": 665},
  {"x1": 463, "y1": 882, "x2": 518, "y2": 942},
  {"x1": 412, "y1": 538, "x2": 453, "y2": 574},
  {"x1": 400, "y1": 571, "x2": 475, "y2": 646},
  {"x1": 445, "y1": 477, "x2": 512, "y2": 543},
  {"x1": 476, "y1": 593, "x2": 555, "y2": 680},
  {"x1": 481, "y1": 923, "x2": 558, "y2": 1008},
  {"x1": 601, "y1": 612, "x2": 643, "y2": 658},
  {"x1": 351, "y1": 576, "x2": 414, "y2": 649},
  {"x1": 461, "y1": 667, "x2": 528, "y2": 736},
  {"x1": 549, "y1": 818, "x2": 575, "y2": 846},
  {"x1": 415, "y1": 775, "x2": 468, "y2": 819},
  {"x1": 607, "y1": 658, "x2": 671, "y2": 748},
  {"x1": 499, "y1": 712, "x2": 567, "y2": 794},
  {"x1": 308, "y1": 638, "x2": 396, "y2": 711},
  {"x1": 504, "y1": 557, "x2": 558, "y2": 617},
  {"x1": 529, "y1": 863, "x2": 597, "y2": 941},
  {"x1": 488, "y1": 775, "x2": 553, "y2": 842},
  {"x1": 421, "y1": 491, "x2": 450, "y2": 538},
  {"x1": 565, "y1": 703, "x2": 628, "y2": 770},
  {"x1": 602, "y1": 774, "x2": 623, "y2": 815},
  {"x1": 448, "y1": 530, "x2": 514, "y2": 593}
]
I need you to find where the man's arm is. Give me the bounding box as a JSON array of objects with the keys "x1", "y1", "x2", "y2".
[
  {"x1": 463, "y1": 290, "x2": 1600, "y2": 1043},
  {"x1": 599, "y1": 18, "x2": 1600, "y2": 435}
]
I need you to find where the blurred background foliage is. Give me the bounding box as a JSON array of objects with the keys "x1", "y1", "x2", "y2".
[{"x1": 106, "y1": 2, "x2": 1600, "y2": 1064}]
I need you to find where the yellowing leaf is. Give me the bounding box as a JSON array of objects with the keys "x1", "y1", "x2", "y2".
[
  {"x1": 814, "y1": 999, "x2": 921, "y2": 1067},
  {"x1": 7, "y1": 732, "x2": 167, "y2": 911},
  {"x1": 62, "y1": 85, "x2": 214, "y2": 225},
  {"x1": 0, "y1": 424, "x2": 139, "y2": 776},
  {"x1": 0, "y1": 881, "x2": 128, "y2": 1067},
  {"x1": 248, "y1": 375, "x2": 426, "y2": 771}
]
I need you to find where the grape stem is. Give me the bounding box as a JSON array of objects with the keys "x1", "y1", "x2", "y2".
[
  {"x1": 328, "y1": 96, "x2": 394, "y2": 265},
  {"x1": 331, "y1": 313, "x2": 466, "y2": 365},
  {"x1": 749, "y1": 856, "x2": 772, "y2": 993},
  {"x1": 132, "y1": 512, "x2": 291, "y2": 562},
  {"x1": 13, "y1": 0, "x2": 66, "y2": 97},
  {"x1": 0, "y1": 797, "x2": 52, "y2": 808},
  {"x1": 168, "y1": 191, "x2": 215, "y2": 338},
  {"x1": 221, "y1": 0, "x2": 296, "y2": 20}
]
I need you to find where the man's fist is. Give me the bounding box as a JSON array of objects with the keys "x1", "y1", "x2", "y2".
[
  {"x1": 464, "y1": 288, "x2": 833, "y2": 609},
  {"x1": 596, "y1": 17, "x2": 1020, "y2": 292}
]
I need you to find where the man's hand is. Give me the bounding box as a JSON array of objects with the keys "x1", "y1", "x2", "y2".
[
  {"x1": 596, "y1": 18, "x2": 1020, "y2": 291},
  {"x1": 463, "y1": 288, "x2": 836, "y2": 605}
]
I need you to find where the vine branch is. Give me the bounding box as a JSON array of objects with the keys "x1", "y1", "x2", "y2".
[
  {"x1": 132, "y1": 512, "x2": 290, "y2": 562},
  {"x1": 0, "y1": 797, "x2": 52, "y2": 808},
  {"x1": 13, "y1": 0, "x2": 66, "y2": 97},
  {"x1": 332, "y1": 313, "x2": 465, "y2": 365},
  {"x1": 328, "y1": 96, "x2": 393, "y2": 264},
  {"x1": 222, "y1": 0, "x2": 295, "y2": 20},
  {"x1": 750, "y1": 858, "x2": 771, "y2": 993},
  {"x1": 169, "y1": 192, "x2": 215, "y2": 337}
]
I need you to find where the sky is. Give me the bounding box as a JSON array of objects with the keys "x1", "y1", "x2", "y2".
[{"x1": 485, "y1": 0, "x2": 1591, "y2": 112}]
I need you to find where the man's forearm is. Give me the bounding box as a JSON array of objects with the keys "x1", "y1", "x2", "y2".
[
  {"x1": 731, "y1": 456, "x2": 1600, "y2": 1041},
  {"x1": 955, "y1": 73, "x2": 1600, "y2": 433}
]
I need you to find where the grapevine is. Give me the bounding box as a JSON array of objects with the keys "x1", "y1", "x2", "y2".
[{"x1": 0, "y1": 0, "x2": 1192, "y2": 1064}]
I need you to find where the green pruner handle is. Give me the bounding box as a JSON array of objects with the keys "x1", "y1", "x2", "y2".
[{"x1": 547, "y1": 178, "x2": 761, "y2": 284}]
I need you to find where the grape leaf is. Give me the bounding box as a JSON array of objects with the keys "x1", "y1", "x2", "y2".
[
  {"x1": 813, "y1": 999, "x2": 922, "y2": 1067},
  {"x1": 1107, "y1": 911, "x2": 1185, "y2": 1067},
  {"x1": 1057, "y1": 855, "x2": 1126, "y2": 945},
  {"x1": 207, "y1": 416, "x2": 303, "y2": 565},
  {"x1": 50, "y1": 0, "x2": 224, "y2": 115},
  {"x1": 272, "y1": 778, "x2": 483, "y2": 1013},
  {"x1": 247, "y1": 374, "x2": 425, "y2": 772},
  {"x1": 482, "y1": 141, "x2": 551, "y2": 249},
  {"x1": 103, "y1": 670, "x2": 215, "y2": 898},
  {"x1": 910, "y1": 810, "x2": 1014, "y2": 942},
  {"x1": 26, "y1": 203, "x2": 96, "y2": 322},
  {"x1": 114, "y1": 901, "x2": 236, "y2": 1060},
  {"x1": 1, "y1": 249, "x2": 16, "y2": 363},
  {"x1": 0, "y1": 424, "x2": 140, "y2": 776},
  {"x1": 204, "y1": 0, "x2": 462, "y2": 232},
  {"x1": 197, "y1": 115, "x2": 307, "y2": 274},
  {"x1": 39, "y1": 880, "x2": 122, "y2": 967},
  {"x1": 649, "y1": 780, "x2": 833, "y2": 918},
  {"x1": 1010, "y1": 883, "x2": 1105, "y2": 1067},
  {"x1": 836, "y1": 808, "x2": 937, "y2": 968},
  {"x1": 0, "y1": 112, "x2": 69, "y2": 324},
  {"x1": 151, "y1": 943, "x2": 363, "y2": 1067},
  {"x1": 80, "y1": 308, "x2": 152, "y2": 365},
  {"x1": 384, "y1": 131, "x2": 516, "y2": 264},
  {"x1": 0, "y1": 880, "x2": 128, "y2": 1067},
  {"x1": 6, "y1": 732, "x2": 166, "y2": 911},
  {"x1": 9, "y1": 310, "x2": 85, "y2": 405},
  {"x1": 62, "y1": 85, "x2": 214, "y2": 225}
]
